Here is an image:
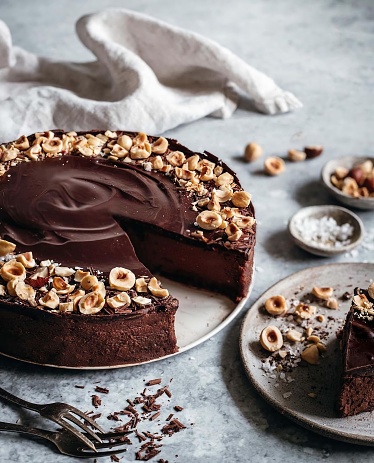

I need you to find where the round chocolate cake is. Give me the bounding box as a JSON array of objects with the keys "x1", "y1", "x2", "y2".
[{"x1": 0, "y1": 130, "x2": 256, "y2": 367}]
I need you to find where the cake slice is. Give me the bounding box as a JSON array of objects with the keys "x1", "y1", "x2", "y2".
[{"x1": 338, "y1": 282, "x2": 374, "y2": 416}]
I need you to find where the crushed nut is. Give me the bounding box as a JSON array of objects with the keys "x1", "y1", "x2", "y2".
[
  {"x1": 260, "y1": 326, "x2": 283, "y2": 352},
  {"x1": 16, "y1": 252, "x2": 36, "y2": 268},
  {"x1": 264, "y1": 295, "x2": 288, "y2": 316},
  {"x1": 286, "y1": 329, "x2": 303, "y2": 342},
  {"x1": 81, "y1": 275, "x2": 99, "y2": 290},
  {"x1": 301, "y1": 344, "x2": 319, "y2": 365},
  {"x1": 132, "y1": 296, "x2": 152, "y2": 306},
  {"x1": 294, "y1": 303, "x2": 316, "y2": 319},
  {"x1": 196, "y1": 210, "x2": 223, "y2": 230},
  {"x1": 148, "y1": 277, "x2": 169, "y2": 298},
  {"x1": 109, "y1": 267, "x2": 136, "y2": 291},
  {"x1": 106, "y1": 292, "x2": 131, "y2": 309},
  {"x1": 39, "y1": 290, "x2": 60, "y2": 309},
  {"x1": 79, "y1": 291, "x2": 105, "y2": 315},
  {"x1": 231, "y1": 191, "x2": 251, "y2": 208},
  {"x1": 312, "y1": 286, "x2": 333, "y2": 300},
  {"x1": 0, "y1": 239, "x2": 16, "y2": 257},
  {"x1": 326, "y1": 297, "x2": 338, "y2": 309}
]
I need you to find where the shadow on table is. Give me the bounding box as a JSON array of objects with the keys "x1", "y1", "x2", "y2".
[{"x1": 220, "y1": 314, "x2": 374, "y2": 457}]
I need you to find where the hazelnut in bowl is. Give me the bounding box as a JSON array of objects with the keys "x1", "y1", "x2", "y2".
[{"x1": 321, "y1": 156, "x2": 374, "y2": 210}]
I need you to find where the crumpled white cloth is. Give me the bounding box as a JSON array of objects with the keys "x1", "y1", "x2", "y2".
[{"x1": 0, "y1": 9, "x2": 302, "y2": 142}]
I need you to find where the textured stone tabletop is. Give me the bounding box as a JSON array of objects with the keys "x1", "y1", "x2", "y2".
[{"x1": 0, "y1": 0, "x2": 373, "y2": 462}]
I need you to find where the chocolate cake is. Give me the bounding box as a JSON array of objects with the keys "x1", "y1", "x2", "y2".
[
  {"x1": 338, "y1": 283, "x2": 374, "y2": 416},
  {"x1": 0, "y1": 130, "x2": 256, "y2": 367}
]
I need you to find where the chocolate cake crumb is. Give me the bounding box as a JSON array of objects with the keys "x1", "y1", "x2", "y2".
[
  {"x1": 95, "y1": 386, "x2": 109, "y2": 394},
  {"x1": 91, "y1": 395, "x2": 102, "y2": 408},
  {"x1": 146, "y1": 378, "x2": 162, "y2": 386}
]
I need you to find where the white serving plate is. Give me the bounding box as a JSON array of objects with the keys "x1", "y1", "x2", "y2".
[
  {"x1": 0, "y1": 271, "x2": 253, "y2": 369},
  {"x1": 240, "y1": 263, "x2": 374, "y2": 445}
]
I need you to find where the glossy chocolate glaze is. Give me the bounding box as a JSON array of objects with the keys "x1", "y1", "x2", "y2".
[
  {"x1": 0, "y1": 155, "x2": 196, "y2": 273},
  {"x1": 344, "y1": 291, "x2": 374, "y2": 375}
]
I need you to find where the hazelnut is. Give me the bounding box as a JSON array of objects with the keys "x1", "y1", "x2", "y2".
[
  {"x1": 16, "y1": 252, "x2": 36, "y2": 269},
  {"x1": 301, "y1": 344, "x2": 320, "y2": 365},
  {"x1": 54, "y1": 266, "x2": 75, "y2": 277},
  {"x1": 342, "y1": 177, "x2": 359, "y2": 197},
  {"x1": 199, "y1": 165, "x2": 215, "y2": 182},
  {"x1": 166, "y1": 151, "x2": 186, "y2": 167},
  {"x1": 152, "y1": 156, "x2": 164, "y2": 170},
  {"x1": 326, "y1": 297, "x2": 338, "y2": 309},
  {"x1": 79, "y1": 291, "x2": 105, "y2": 315},
  {"x1": 106, "y1": 292, "x2": 131, "y2": 309},
  {"x1": 348, "y1": 167, "x2": 366, "y2": 186},
  {"x1": 42, "y1": 137, "x2": 63, "y2": 154},
  {"x1": 244, "y1": 142, "x2": 263, "y2": 162},
  {"x1": 148, "y1": 277, "x2": 169, "y2": 298},
  {"x1": 304, "y1": 145, "x2": 323, "y2": 158},
  {"x1": 358, "y1": 160, "x2": 373, "y2": 175},
  {"x1": 294, "y1": 303, "x2": 316, "y2": 319},
  {"x1": 214, "y1": 187, "x2": 233, "y2": 203},
  {"x1": 81, "y1": 275, "x2": 99, "y2": 290},
  {"x1": 151, "y1": 137, "x2": 168, "y2": 154},
  {"x1": 6, "y1": 279, "x2": 19, "y2": 296},
  {"x1": 1, "y1": 147, "x2": 19, "y2": 162},
  {"x1": 368, "y1": 282, "x2": 374, "y2": 299},
  {"x1": 264, "y1": 295, "x2": 288, "y2": 316},
  {"x1": 225, "y1": 223, "x2": 242, "y2": 241},
  {"x1": 305, "y1": 327, "x2": 313, "y2": 337},
  {"x1": 196, "y1": 159, "x2": 215, "y2": 172},
  {"x1": 15, "y1": 281, "x2": 36, "y2": 302},
  {"x1": 207, "y1": 191, "x2": 221, "y2": 212},
  {"x1": 74, "y1": 269, "x2": 90, "y2": 282},
  {"x1": 287, "y1": 149, "x2": 306, "y2": 162},
  {"x1": 260, "y1": 326, "x2": 283, "y2": 352},
  {"x1": 111, "y1": 144, "x2": 129, "y2": 158},
  {"x1": 264, "y1": 157, "x2": 285, "y2": 176},
  {"x1": 13, "y1": 135, "x2": 30, "y2": 150},
  {"x1": 186, "y1": 155, "x2": 200, "y2": 171},
  {"x1": 334, "y1": 166, "x2": 349, "y2": 180},
  {"x1": 353, "y1": 293, "x2": 373, "y2": 310},
  {"x1": 135, "y1": 277, "x2": 148, "y2": 293},
  {"x1": 26, "y1": 144, "x2": 42, "y2": 161},
  {"x1": 39, "y1": 290, "x2": 60, "y2": 309},
  {"x1": 0, "y1": 285, "x2": 6, "y2": 296},
  {"x1": 233, "y1": 216, "x2": 256, "y2": 229},
  {"x1": 232, "y1": 191, "x2": 251, "y2": 208},
  {"x1": 214, "y1": 165, "x2": 223, "y2": 176},
  {"x1": 130, "y1": 146, "x2": 151, "y2": 160},
  {"x1": 1, "y1": 260, "x2": 26, "y2": 281},
  {"x1": 286, "y1": 329, "x2": 303, "y2": 342},
  {"x1": 0, "y1": 239, "x2": 16, "y2": 257},
  {"x1": 312, "y1": 286, "x2": 334, "y2": 300},
  {"x1": 109, "y1": 267, "x2": 136, "y2": 291},
  {"x1": 307, "y1": 335, "x2": 321, "y2": 344},
  {"x1": 92, "y1": 281, "x2": 106, "y2": 298},
  {"x1": 196, "y1": 210, "x2": 223, "y2": 230},
  {"x1": 364, "y1": 176, "x2": 374, "y2": 193},
  {"x1": 52, "y1": 277, "x2": 75, "y2": 294},
  {"x1": 117, "y1": 135, "x2": 133, "y2": 151},
  {"x1": 316, "y1": 314, "x2": 325, "y2": 323},
  {"x1": 105, "y1": 130, "x2": 118, "y2": 139},
  {"x1": 316, "y1": 342, "x2": 327, "y2": 352},
  {"x1": 59, "y1": 302, "x2": 74, "y2": 313},
  {"x1": 216, "y1": 172, "x2": 234, "y2": 186},
  {"x1": 132, "y1": 296, "x2": 152, "y2": 306}
]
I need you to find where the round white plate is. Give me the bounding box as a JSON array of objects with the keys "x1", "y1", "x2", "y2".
[
  {"x1": 1, "y1": 270, "x2": 253, "y2": 369},
  {"x1": 240, "y1": 263, "x2": 374, "y2": 446}
]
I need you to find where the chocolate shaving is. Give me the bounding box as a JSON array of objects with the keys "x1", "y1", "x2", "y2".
[
  {"x1": 74, "y1": 385, "x2": 85, "y2": 389},
  {"x1": 161, "y1": 418, "x2": 186, "y2": 436},
  {"x1": 91, "y1": 395, "x2": 102, "y2": 408},
  {"x1": 166, "y1": 414, "x2": 174, "y2": 421},
  {"x1": 150, "y1": 412, "x2": 160, "y2": 421},
  {"x1": 95, "y1": 386, "x2": 109, "y2": 394},
  {"x1": 174, "y1": 406, "x2": 183, "y2": 412},
  {"x1": 146, "y1": 378, "x2": 162, "y2": 386},
  {"x1": 110, "y1": 455, "x2": 121, "y2": 462}
]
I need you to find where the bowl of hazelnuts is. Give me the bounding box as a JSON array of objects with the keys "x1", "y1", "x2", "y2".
[{"x1": 321, "y1": 156, "x2": 374, "y2": 210}]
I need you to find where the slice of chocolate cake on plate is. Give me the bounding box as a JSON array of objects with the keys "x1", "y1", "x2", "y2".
[{"x1": 338, "y1": 282, "x2": 374, "y2": 416}]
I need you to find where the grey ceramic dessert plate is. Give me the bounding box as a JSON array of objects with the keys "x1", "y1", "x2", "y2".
[
  {"x1": 321, "y1": 156, "x2": 374, "y2": 210},
  {"x1": 288, "y1": 205, "x2": 364, "y2": 257},
  {"x1": 240, "y1": 263, "x2": 374, "y2": 446}
]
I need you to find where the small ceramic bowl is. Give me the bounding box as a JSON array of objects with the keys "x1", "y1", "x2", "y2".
[
  {"x1": 321, "y1": 156, "x2": 374, "y2": 210},
  {"x1": 288, "y1": 205, "x2": 364, "y2": 257}
]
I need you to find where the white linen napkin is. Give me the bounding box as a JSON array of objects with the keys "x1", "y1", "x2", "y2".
[{"x1": 0, "y1": 9, "x2": 302, "y2": 142}]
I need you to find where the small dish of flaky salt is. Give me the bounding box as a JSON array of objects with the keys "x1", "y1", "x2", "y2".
[{"x1": 288, "y1": 205, "x2": 364, "y2": 256}]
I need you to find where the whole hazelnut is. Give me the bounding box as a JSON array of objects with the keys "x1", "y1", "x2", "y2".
[
  {"x1": 304, "y1": 145, "x2": 323, "y2": 159},
  {"x1": 364, "y1": 176, "x2": 374, "y2": 193},
  {"x1": 348, "y1": 167, "x2": 366, "y2": 186},
  {"x1": 244, "y1": 142, "x2": 263, "y2": 162}
]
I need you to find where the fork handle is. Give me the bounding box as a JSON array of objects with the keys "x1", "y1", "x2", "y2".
[
  {"x1": 0, "y1": 421, "x2": 54, "y2": 441},
  {"x1": 0, "y1": 387, "x2": 40, "y2": 412}
]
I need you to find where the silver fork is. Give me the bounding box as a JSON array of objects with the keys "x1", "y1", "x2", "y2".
[
  {"x1": 0, "y1": 387, "x2": 104, "y2": 451},
  {"x1": 0, "y1": 421, "x2": 131, "y2": 458}
]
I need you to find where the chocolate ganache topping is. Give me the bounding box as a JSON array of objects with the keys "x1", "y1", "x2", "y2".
[{"x1": 0, "y1": 156, "x2": 194, "y2": 272}]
